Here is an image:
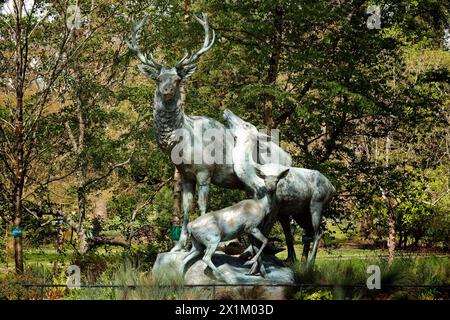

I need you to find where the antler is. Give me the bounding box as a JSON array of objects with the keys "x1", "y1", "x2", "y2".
[
  {"x1": 125, "y1": 17, "x2": 162, "y2": 71},
  {"x1": 175, "y1": 12, "x2": 216, "y2": 69}
]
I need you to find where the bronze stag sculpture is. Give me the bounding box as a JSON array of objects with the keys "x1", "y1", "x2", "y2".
[{"x1": 126, "y1": 13, "x2": 291, "y2": 252}]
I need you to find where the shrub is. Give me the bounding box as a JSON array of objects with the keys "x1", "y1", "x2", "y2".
[
  {"x1": 118, "y1": 242, "x2": 165, "y2": 271},
  {"x1": 302, "y1": 290, "x2": 333, "y2": 300},
  {"x1": 113, "y1": 260, "x2": 212, "y2": 300},
  {"x1": 0, "y1": 270, "x2": 43, "y2": 300},
  {"x1": 0, "y1": 236, "x2": 6, "y2": 264},
  {"x1": 71, "y1": 252, "x2": 111, "y2": 283},
  {"x1": 290, "y1": 256, "x2": 449, "y2": 300}
]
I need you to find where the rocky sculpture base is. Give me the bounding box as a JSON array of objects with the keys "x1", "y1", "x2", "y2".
[{"x1": 152, "y1": 251, "x2": 295, "y2": 299}]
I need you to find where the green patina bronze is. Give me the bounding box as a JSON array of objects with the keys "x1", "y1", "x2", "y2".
[{"x1": 127, "y1": 12, "x2": 335, "y2": 282}]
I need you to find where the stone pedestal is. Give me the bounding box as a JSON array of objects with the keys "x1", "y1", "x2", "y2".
[{"x1": 152, "y1": 251, "x2": 294, "y2": 299}]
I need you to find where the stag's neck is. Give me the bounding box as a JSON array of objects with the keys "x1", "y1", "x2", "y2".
[{"x1": 153, "y1": 92, "x2": 186, "y2": 152}]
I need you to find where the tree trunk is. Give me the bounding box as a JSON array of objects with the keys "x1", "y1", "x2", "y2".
[
  {"x1": 74, "y1": 90, "x2": 88, "y2": 254},
  {"x1": 264, "y1": 4, "x2": 283, "y2": 129},
  {"x1": 383, "y1": 130, "x2": 396, "y2": 266},
  {"x1": 12, "y1": 0, "x2": 26, "y2": 274},
  {"x1": 171, "y1": 85, "x2": 185, "y2": 242},
  {"x1": 4, "y1": 222, "x2": 7, "y2": 247},
  {"x1": 385, "y1": 131, "x2": 391, "y2": 167},
  {"x1": 13, "y1": 188, "x2": 24, "y2": 273},
  {"x1": 413, "y1": 235, "x2": 420, "y2": 247},
  {"x1": 56, "y1": 222, "x2": 65, "y2": 253},
  {"x1": 13, "y1": 67, "x2": 25, "y2": 275},
  {"x1": 172, "y1": 85, "x2": 186, "y2": 228},
  {"x1": 78, "y1": 228, "x2": 89, "y2": 255},
  {"x1": 4, "y1": 223, "x2": 10, "y2": 267},
  {"x1": 172, "y1": 168, "x2": 182, "y2": 229},
  {"x1": 184, "y1": 0, "x2": 191, "y2": 14},
  {"x1": 387, "y1": 210, "x2": 396, "y2": 265},
  {"x1": 13, "y1": 122, "x2": 25, "y2": 273},
  {"x1": 77, "y1": 187, "x2": 89, "y2": 255},
  {"x1": 398, "y1": 233, "x2": 403, "y2": 249}
]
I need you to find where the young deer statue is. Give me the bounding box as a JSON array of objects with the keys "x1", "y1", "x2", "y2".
[
  {"x1": 126, "y1": 13, "x2": 291, "y2": 252},
  {"x1": 183, "y1": 168, "x2": 290, "y2": 280},
  {"x1": 224, "y1": 109, "x2": 336, "y2": 269}
]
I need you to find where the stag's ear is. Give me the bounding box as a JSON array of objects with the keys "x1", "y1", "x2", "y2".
[
  {"x1": 137, "y1": 64, "x2": 160, "y2": 80},
  {"x1": 177, "y1": 64, "x2": 197, "y2": 79},
  {"x1": 277, "y1": 168, "x2": 290, "y2": 181}
]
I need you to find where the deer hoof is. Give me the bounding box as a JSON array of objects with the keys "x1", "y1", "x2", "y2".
[
  {"x1": 243, "y1": 258, "x2": 257, "y2": 266},
  {"x1": 170, "y1": 244, "x2": 184, "y2": 252},
  {"x1": 246, "y1": 262, "x2": 259, "y2": 275}
]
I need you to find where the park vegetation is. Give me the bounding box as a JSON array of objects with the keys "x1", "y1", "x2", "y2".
[{"x1": 0, "y1": 0, "x2": 449, "y2": 299}]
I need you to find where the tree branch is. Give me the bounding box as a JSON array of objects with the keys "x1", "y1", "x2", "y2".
[
  {"x1": 65, "y1": 121, "x2": 78, "y2": 153},
  {"x1": 83, "y1": 147, "x2": 135, "y2": 190},
  {"x1": 275, "y1": 79, "x2": 313, "y2": 126}
]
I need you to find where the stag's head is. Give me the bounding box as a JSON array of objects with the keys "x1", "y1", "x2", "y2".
[{"x1": 126, "y1": 13, "x2": 215, "y2": 103}]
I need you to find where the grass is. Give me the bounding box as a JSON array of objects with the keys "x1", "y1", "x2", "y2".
[
  {"x1": 2, "y1": 244, "x2": 390, "y2": 270},
  {"x1": 1, "y1": 245, "x2": 125, "y2": 270},
  {"x1": 276, "y1": 243, "x2": 448, "y2": 261},
  {"x1": 1, "y1": 244, "x2": 448, "y2": 300},
  {"x1": 289, "y1": 256, "x2": 450, "y2": 300},
  {"x1": 65, "y1": 260, "x2": 214, "y2": 300},
  {"x1": 276, "y1": 245, "x2": 386, "y2": 260}
]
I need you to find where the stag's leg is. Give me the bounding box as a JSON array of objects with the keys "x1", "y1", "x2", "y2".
[
  {"x1": 301, "y1": 234, "x2": 312, "y2": 263},
  {"x1": 171, "y1": 177, "x2": 195, "y2": 252},
  {"x1": 306, "y1": 201, "x2": 323, "y2": 270},
  {"x1": 196, "y1": 171, "x2": 211, "y2": 216},
  {"x1": 244, "y1": 228, "x2": 268, "y2": 275},
  {"x1": 279, "y1": 215, "x2": 297, "y2": 264},
  {"x1": 291, "y1": 215, "x2": 312, "y2": 264}
]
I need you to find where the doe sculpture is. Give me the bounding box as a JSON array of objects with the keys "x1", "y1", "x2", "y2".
[{"x1": 224, "y1": 109, "x2": 336, "y2": 268}]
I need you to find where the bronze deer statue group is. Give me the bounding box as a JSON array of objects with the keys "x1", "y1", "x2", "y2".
[
  {"x1": 127, "y1": 13, "x2": 335, "y2": 272},
  {"x1": 126, "y1": 13, "x2": 291, "y2": 253}
]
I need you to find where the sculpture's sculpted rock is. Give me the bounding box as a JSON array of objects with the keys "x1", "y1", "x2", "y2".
[
  {"x1": 224, "y1": 109, "x2": 336, "y2": 268},
  {"x1": 152, "y1": 251, "x2": 294, "y2": 299}
]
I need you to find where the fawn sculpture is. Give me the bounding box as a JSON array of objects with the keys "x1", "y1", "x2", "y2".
[
  {"x1": 224, "y1": 109, "x2": 336, "y2": 268},
  {"x1": 183, "y1": 168, "x2": 290, "y2": 280}
]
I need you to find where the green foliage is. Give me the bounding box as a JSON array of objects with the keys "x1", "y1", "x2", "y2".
[
  {"x1": 111, "y1": 261, "x2": 209, "y2": 300},
  {"x1": 0, "y1": 270, "x2": 44, "y2": 300},
  {"x1": 290, "y1": 256, "x2": 450, "y2": 299},
  {"x1": 299, "y1": 290, "x2": 334, "y2": 300},
  {"x1": 71, "y1": 252, "x2": 113, "y2": 283},
  {"x1": 0, "y1": 223, "x2": 5, "y2": 263},
  {"x1": 119, "y1": 243, "x2": 168, "y2": 270},
  {"x1": 0, "y1": 0, "x2": 449, "y2": 297}
]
